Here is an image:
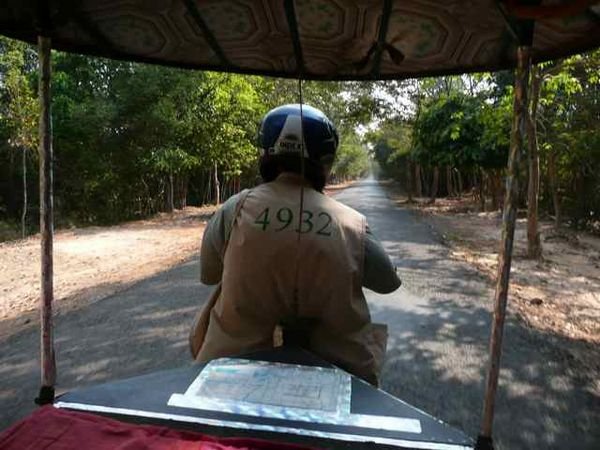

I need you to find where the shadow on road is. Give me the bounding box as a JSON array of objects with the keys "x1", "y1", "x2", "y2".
[
  {"x1": 340, "y1": 179, "x2": 599, "y2": 449},
  {"x1": 0, "y1": 257, "x2": 211, "y2": 431},
  {"x1": 1, "y1": 179, "x2": 598, "y2": 450},
  {"x1": 2, "y1": 253, "x2": 597, "y2": 449},
  {"x1": 374, "y1": 298, "x2": 599, "y2": 450}
]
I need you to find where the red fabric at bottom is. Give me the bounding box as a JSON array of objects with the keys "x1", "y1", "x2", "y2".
[{"x1": 0, "y1": 406, "x2": 319, "y2": 450}]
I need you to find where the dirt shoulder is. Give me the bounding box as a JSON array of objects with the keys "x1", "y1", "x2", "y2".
[
  {"x1": 382, "y1": 181, "x2": 600, "y2": 374},
  {"x1": 0, "y1": 206, "x2": 215, "y2": 334},
  {"x1": 324, "y1": 180, "x2": 357, "y2": 195}
]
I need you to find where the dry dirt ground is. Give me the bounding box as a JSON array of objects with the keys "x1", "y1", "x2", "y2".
[
  {"x1": 385, "y1": 184, "x2": 600, "y2": 383},
  {"x1": 0, "y1": 206, "x2": 216, "y2": 337}
]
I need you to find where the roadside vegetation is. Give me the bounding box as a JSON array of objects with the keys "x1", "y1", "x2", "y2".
[
  {"x1": 1, "y1": 33, "x2": 598, "y2": 259},
  {"x1": 369, "y1": 50, "x2": 600, "y2": 259},
  {"x1": 368, "y1": 52, "x2": 599, "y2": 350},
  {"x1": 0, "y1": 37, "x2": 372, "y2": 241}
]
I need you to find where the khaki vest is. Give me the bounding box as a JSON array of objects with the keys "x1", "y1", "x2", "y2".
[{"x1": 190, "y1": 174, "x2": 387, "y2": 385}]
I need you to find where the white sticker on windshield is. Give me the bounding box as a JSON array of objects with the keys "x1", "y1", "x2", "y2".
[{"x1": 168, "y1": 358, "x2": 421, "y2": 434}]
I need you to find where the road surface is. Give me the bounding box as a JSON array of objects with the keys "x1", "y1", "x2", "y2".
[{"x1": 1, "y1": 178, "x2": 598, "y2": 449}]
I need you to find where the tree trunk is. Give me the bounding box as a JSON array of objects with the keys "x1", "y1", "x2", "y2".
[
  {"x1": 406, "y1": 160, "x2": 414, "y2": 202},
  {"x1": 446, "y1": 166, "x2": 454, "y2": 197},
  {"x1": 489, "y1": 170, "x2": 503, "y2": 211},
  {"x1": 526, "y1": 65, "x2": 542, "y2": 258},
  {"x1": 205, "y1": 171, "x2": 212, "y2": 205},
  {"x1": 213, "y1": 161, "x2": 220, "y2": 205},
  {"x1": 21, "y1": 148, "x2": 27, "y2": 238},
  {"x1": 178, "y1": 175, "x2": 188, "y2": 209},
  {"x1": 430, "y1": 167, "x2": 439, "y2": 203},
  {"x1": 224, "y1": 178, "x2": 230, "y2": 201},
  {"x1": 548, "y1": 148, "x2": 561, "y2": 228},
  {"x1": 7, "y1": 151, "x2": 17, "y2": 215},
  {"x1": 457, "y1": 169, "x2": 464, "y2": 196},
  {"x1": 166, "y1": 173, "x2": 174, "y2": 212},
  {"x1": 479, "y1": 169, "x2": 486, "y2": 211},
  {"x1": 415, "y1": 164, "x2": 422, "y2": 197},
  {"x1": 488, "y1": 170, "x2": 497, "y2": 211},
  {"x1": 496, "y1": 171, "x2": 504, "y2": 210}
]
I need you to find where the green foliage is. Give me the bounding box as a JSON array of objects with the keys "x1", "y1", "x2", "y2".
[
  {"x1": 369, "y1": 54, "x2": 598, "y2": 228},
  {"x1": 0, "y1": 39, "x2": 38, "y2": 151},
  {"x1": 145, "y1": 147, "x2": 199, "y2": 175},
  {"x1": 366, "y1": 120, "x2": 412, "y2": 179},
  {"x1": 45, "y1": 56, "x2": 269, "y2": 223},
  {"x1": 202, "y1": 73, "x2": 264, "y2": 177},
  {"x1": 536, "y1": 50, "x2": 600, "y2": 227},
  {"x1": 478, "y1": 94, "x2": 511, "y2": 169},
  {"x1": 0, "y1": 37, "x2": 39, "y2": 227},
  {"x1": 0, "y1": 37, "x2": 378, "y2": 231},
  {"x1": 0, "y1": 33, "x2": 597, "y2": 234},
  {"x1": 332, "y1": 132, "x2": 369, "y2": 180},
  {"x1": 413, "y1": 93, "x2": 505, "y2": 170},
  {"x1": 258, "y1": 79, "x2": 376, "y2": 137}
]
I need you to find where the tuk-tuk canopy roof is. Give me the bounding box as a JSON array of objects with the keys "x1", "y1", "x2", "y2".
[{"x1": 1, "y1": 0, "x2": 599, "y2": 80}]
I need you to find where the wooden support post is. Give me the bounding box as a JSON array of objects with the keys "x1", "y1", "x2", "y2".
[
  {"x1": 36, "y1": 35, "x2": 56, "y2": 405},
  {"x1": 477, "y1": 45, "x2": 532, "y2": 450}
]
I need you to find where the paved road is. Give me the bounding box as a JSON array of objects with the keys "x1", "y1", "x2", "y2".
[{"x1": 1, "y1": 178, "x2": 598, "y2": 449}]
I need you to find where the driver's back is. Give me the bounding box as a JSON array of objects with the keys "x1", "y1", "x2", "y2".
[{"x1": 197, "y1": 173, "x2": 386, "y2": 385}]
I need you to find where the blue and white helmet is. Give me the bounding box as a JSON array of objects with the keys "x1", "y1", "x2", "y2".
[{"x1": 258, "y1": 104, "x2": 338, "y2": 164}]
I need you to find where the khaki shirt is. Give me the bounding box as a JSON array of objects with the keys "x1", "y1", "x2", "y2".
[
  {"x1": 201, "y1": 179, "x2": 401, "y2": 293},
  {"x1": 193, "y1": 173, "x2": 400, "y2": 384}
]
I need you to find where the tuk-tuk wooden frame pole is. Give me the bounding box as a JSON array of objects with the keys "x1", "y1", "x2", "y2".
[
  {"x1": 36, "y1": 35, "x2": 56, "y2": 405},
  {"x1": 477, "y1": 45, "x2": 532, "y2": 450}
]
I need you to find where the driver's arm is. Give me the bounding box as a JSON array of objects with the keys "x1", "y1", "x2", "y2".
[
  {"x1": 200, "y1": 193, "x2": 240, "y2": 285},
  {"x1": 363, "y1": 225, "x2": 401, "y2": 294}
]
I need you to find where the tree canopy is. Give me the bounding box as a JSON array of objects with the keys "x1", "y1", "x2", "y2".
[{"x1": 0, "y1": 37, "x2": 374, "y2": 237}]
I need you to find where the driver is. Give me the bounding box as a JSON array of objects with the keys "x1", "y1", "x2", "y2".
[{"x1": 190, "y1": 104, "x2": 401, "y2": 385}]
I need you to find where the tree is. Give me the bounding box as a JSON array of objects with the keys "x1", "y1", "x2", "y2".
[
  {"x1": 479, "y1": 89, "x2": 512, "y2": 210},
  {"x1": 536, "y1": 51, "x2": 599, "y2": 230},
  {"x1": 413, "y1": 93, "x2": 491, "y2": 202},
  {"x1": 366, "y1": 119, "x2": 412, "y2": 194},
  {"x1": 526, "y1": 65, "x2": 543, "y2": 258},
  {"x1": 0, "y1": 37, "x2": 38, "y2": 236},
  {"x1": 0, "y1": 34, "x2": 597, "y2": 240},
  {"x1": 332, "y1": 132, "x2": 370, "y2": 182},
  {"x1": 259, "y1": 79, "x2": 376, "y2": 138},
  {"x1": 144, "y1": 147, "x2": 199, "y2": 211}
]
